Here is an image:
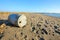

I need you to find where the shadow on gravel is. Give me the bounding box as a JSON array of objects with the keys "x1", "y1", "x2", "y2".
[{"x1": 0, "y1": 20, "x2": 18, "y2": 27}]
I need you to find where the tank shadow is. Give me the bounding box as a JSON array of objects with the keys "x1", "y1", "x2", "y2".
[{"x1": 0, "y1": 20, "x2": 19, "y2": 27}]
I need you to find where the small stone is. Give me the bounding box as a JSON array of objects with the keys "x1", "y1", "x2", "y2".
[
  {"x1": 37, "y1": 35, "x2": 40, "y2": 38},
  {"x1": 21, "y1": 32, "x2": 23, "y2": 35},
  {"x1": 52, "y1": 34, "x2": 54, "y2": 36},
  {"x1": 39, "y1": 37, "x2": 45, "y2": 40},
  {"x1": 55, "y1": 29, "x2": 60, "y2": 34},
  {"x1": 0, "y1": 23, "x2": 6, "y2": 29},
  {"x1": 0, "y1": 23, "x2": 6, "y2": 34},
  {"x1": 14, "y1": 34, "x2": 16, "y2": 37},
  {"x1": 41, "y1": 31, "x2": 44, "y2": 34},
  {"x1": 34, "y1": 30, "x2": 36, "y2": 33},
  {"x1": 32, "y1": 38, "x2": 34, "y2": 40},
  {"x1": 32, "y1": 27, "x2": 35, "y2": 32},
  {"x1": 54, "y1": 25, "x2": 58, "y2": 29},
  {"x1": 50, "y1": 25, "x2": 52, "y2": 27},
  {"x1": 36, "y1": 30, "x2": 39, "y2": 34},
  {"x1": 39, "y1": 17, "x2": 43, "y2": 21},
  {"x1": 49, "y1": 33, "x2": 50, "y2": 35},
  {"x1": 45, "y1": 20, "x2": 49, "y2": 24},
  {"x1": 37, "y1": 22, "x2": 41, "y2": 27},
  {"x1": 0, "y1": 23, "x2": 6, "y2": 39},
  {"x1": 41, "y1": 28, "x2": 48, "y2": 35},
  {"x1": 58, "y1": 28, "x2": 60, "y2": 31},
  {"x1": 24, "y1": 35, "x2": 27, "y2": 38},
  {"x1": 44, "y1": 24, "x2": 47, "y2": 28}
]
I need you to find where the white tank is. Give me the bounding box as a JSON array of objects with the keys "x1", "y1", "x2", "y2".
[{"x1": 8, "y1": 14, "x2": 27, "y2": 27}]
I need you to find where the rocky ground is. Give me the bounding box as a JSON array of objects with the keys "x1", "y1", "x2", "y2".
[{"x1": 0, "y1": 12, "x2": 60, "y2": 40}]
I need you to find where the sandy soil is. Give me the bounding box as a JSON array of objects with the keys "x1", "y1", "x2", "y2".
[{"x1": 0, "y1": 12, "x2": 60, "y2": 40}]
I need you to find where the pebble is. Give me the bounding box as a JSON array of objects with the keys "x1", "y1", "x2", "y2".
[
  {"x1": 45, "y1": 20, "x2": 49, "y2": 24},
  {"x1": 32, "y1": 27, "x2": 35, "y2": 32},
  {"x1": 0, "y1": 23, "x2": 6, "y2": 29},
  {"x1": 36, "y1": 30, "x2": 39, "y2": 34},
  {"x1": 39, "y1": 37, "x2": 45, "y2": 40},
  {"x1": 37, "y1": 23, "x2": 41, "y2": 27},
  {"x1": 55, "y1": 29, "x2": 60, "y2": 34},
  {"x1": 24, "y1": 35, "x2": 27, "y2": 38},
  {"x1": 0, "y1": 23, "x2": 6, "y2": 38},
  {"x1": 44, "y1": 24, "x2": 47, "y2": 28},
  {"x1": 54, "y1": 25, "x2": 58, "y2": 29},
  {"x1": 0, "y1": 23, "x2": 6, "y2": 40},
  {"x1": 41, "y1": 28, "x2": 48, "y2": 35}
]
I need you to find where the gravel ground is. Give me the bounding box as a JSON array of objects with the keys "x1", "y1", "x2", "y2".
[{"x1": 0, "y1": 12, "x2": 60, "y2": 40}]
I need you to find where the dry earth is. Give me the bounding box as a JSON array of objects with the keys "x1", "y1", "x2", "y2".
[{"x1": 0, "y1": 12, "x2": 60, "y2": 40}]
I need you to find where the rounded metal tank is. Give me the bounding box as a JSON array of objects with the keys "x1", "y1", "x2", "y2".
[{"x1": 8, "y1": 14, "x2": 27, "y2": 27}]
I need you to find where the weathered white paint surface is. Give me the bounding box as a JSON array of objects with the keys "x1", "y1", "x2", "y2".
[{"x1": 8, "y1": 14, "x2": 27, "y2": 27}]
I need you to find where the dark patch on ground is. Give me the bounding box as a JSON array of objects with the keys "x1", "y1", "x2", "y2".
[
  {"x1": 54, "y1": 26, "x2": 58, "y2": 29},
  {"x1": 55, "y1": 30, "x2": 60, "y2": 34},
  {"x1": 0, "y1": 33, "x2": 4, "y2": 39},
  {"x1": 32, "y1": 38, "x2": 34, "y2": 40},
  {"x1": 39, "y1": 37, "x2": 45, "y2": 40},
  {"x1": 44, "y1": 24, "x2": 47, "y2": 28},
  {"x1": 0, "y1": 20, "x2": 19, "y2": 27},
  {"x1": 32, "y1": 27, "x2": 35, "y2": 32},
  {"x1": 37, "y1": 23, "x2": 41, "y2": 27},
  {"x1": 45, "y1": 20, "x2": 49, "y2": 24},
  {"x1": 41, "y1": 28, "x2": 48, "y2": 35}
]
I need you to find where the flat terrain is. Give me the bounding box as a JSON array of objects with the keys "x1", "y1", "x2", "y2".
[{"x1": 0, "y1": 12, "x2": 60, "y2": 40}]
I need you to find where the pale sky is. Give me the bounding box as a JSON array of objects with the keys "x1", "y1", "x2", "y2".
[{"x1": 0, "y1": 0, "x2": 60, "y2": 13}]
